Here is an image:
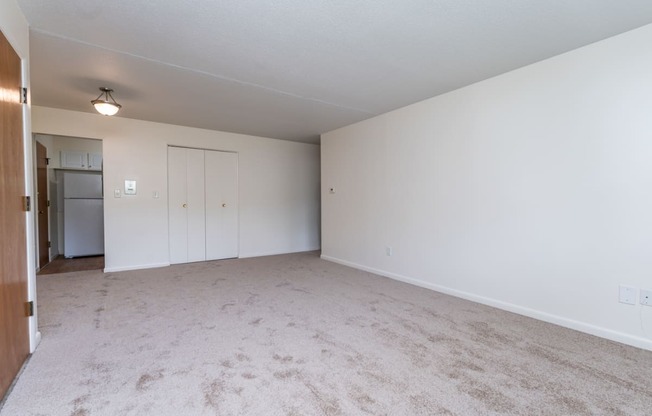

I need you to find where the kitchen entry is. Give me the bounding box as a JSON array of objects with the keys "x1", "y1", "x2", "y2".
[{"x1": 34, "y1": 134, "x2": 105, "y2": 275}]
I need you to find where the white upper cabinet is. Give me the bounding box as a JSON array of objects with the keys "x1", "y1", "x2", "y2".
[
  {"x1": 60, "y1": 150, "x2": 87, "y2": 169},
  {"x1": 88, "y1": 153, "x2": 103, "y2": 171},
  {"x1": 60, "y1": 151, "x2": 103, "y2": 171}
]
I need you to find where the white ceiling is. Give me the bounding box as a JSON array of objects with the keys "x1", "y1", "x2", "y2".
[{"x1": 17, "y1": 1, "x2": 652, "y2": 144}]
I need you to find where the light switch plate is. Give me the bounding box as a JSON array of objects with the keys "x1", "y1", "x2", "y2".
[
  {"x1": 124, "y1": 180, "x2": 137, "y2": 195},
  {"x1": 619, "y1": 285, "x2": 637, "y2": 305}
]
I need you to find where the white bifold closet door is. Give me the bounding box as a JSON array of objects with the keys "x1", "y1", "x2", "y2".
[
  {"x1": 205, "y1": 150, "x2": 238, "y2": 260},
  {"x1": 168, "y1": 146, "x2": 238, "y2": 264}
]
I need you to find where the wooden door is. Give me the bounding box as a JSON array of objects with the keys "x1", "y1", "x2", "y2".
[
  {"x1": 168, "y1": 147, "x2": 206, "y2": 264},
  {"x1": 0, "y1": 30, "x2": 30, "y2": 400},
  {"x1": 36, "y1": 142, "x2": 49, "y2": 268},
  {"x1": 205, "y1": 150, "x2": 239, "y2": 260}
]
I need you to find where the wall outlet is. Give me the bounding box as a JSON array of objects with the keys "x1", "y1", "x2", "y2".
[
  {"x1": 641, "y1": 289, "x2": 652, "y2": 306},
  {"x1": 619, "y1": 285, "x2": 637, "y2": 305}
]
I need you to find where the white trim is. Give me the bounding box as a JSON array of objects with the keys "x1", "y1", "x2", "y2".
[
  {"x1": 30, "y1": 330, "x2": 41, "y2": 353},
  {"x1": 104, "y1": 262, "x2": 170, "y2": 273},
  {"x1": 321, "y1": 255, "x2": 652, "y2": 352},
  {"x1": 21, "y1": 58, "x2": 40, "y2": 358}
]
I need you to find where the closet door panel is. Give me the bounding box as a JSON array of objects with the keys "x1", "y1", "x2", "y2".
[
  {"x1": 168, "y1": 147, "x2": 188, "y2": 264},
  {"x1": 186, "y1": 148, "x2": 206, "y2": 262},
  {"x1": 205, "y1": 150, "x2": 239, "y2": 260}
]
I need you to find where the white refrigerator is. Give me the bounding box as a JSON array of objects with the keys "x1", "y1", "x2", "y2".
[{"x1": 63, "y1": 171, "x2": 104, "y2": 257}]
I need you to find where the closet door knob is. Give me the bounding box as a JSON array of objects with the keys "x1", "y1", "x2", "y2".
[
  {"x1": 182, "y1": 203, "x2": 187, "y2": 208},
  {"x1": 222, "y1": 203, "x2": 227, "y2": 207}
]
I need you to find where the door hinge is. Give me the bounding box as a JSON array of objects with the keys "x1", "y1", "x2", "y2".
[
  {"x1": 47, "y1": 200, "x2": 51, "y2": 207},
  {"x1": 47, "y1": 241, "x2": 52, "y2": 248},
  {"x1": 25, "y1": 301, "x2": 34, "y2": 317},
  {"x1": 22, "y1": 87, "x2": 28, "y2": 104},
  {"x1": 22, "y1": 196, "x2": 31, "y2": 211},
  {"x1": 45, "y1": 157, "x2": 50, "y2": 165}
]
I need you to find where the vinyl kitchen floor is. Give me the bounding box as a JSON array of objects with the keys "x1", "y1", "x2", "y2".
[{"x1": 37, "y1": 255, "x2": 104, "y2": 275}]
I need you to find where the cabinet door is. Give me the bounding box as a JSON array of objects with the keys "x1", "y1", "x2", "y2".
[
  {"x1": 88, "y1": 153, "x2": 103, "y2": 171},
  {"x1": 168, "y1": 147, "x2": 188, "y2": 264},
  {"x1": 60, "y1": 150, "x2": 87, "y2": 169},
  {"x1": 205, "y1": 150, "x2": 238, "y2": 260}
]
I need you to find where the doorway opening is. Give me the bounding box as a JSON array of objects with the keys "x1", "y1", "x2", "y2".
[{"x1": 32, "y1": 134, "x2": 105, "y2": 275}]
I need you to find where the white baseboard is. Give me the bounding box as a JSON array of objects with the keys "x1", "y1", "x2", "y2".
[
  {"x1": 321, "y1": 255, "x2": 652, "y2": 351},
  {"x1": 104, "y1": 262, "x2": 170, "y2": 273},
  {"x1": 239, "y1": 248, "x2": 321, "y2": 259}
]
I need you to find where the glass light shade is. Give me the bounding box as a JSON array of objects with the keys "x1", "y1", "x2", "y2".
[
  {"x1": 93, "y1": 101, "x2": 121, "y2": 116},
  {"x1": 91, "y1": 87, "x2": 122, "y2": 116}
]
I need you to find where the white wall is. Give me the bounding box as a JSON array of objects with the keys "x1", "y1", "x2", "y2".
[
  {"x1": 0, "y1": 0, "x2": 39, "y2": 351},
  {"x1": 322, "y1": 24, "x2": 652, "y2": 351},
  {"x1": 32, "y1": 106, "x2": 321, "y2": 272}
]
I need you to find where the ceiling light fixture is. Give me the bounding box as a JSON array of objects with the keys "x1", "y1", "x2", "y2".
[{"x1": 91, "y1": 87, "x2": 122, "y2": 116}]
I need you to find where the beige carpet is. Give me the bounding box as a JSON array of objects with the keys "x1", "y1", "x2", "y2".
[{"x1": 2, "y1": 251, "x2": 651, "y2": 415}]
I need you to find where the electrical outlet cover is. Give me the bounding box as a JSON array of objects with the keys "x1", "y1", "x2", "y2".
[{"x1": 640, "y1": 289, "x2": 652, "y2": 306}]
